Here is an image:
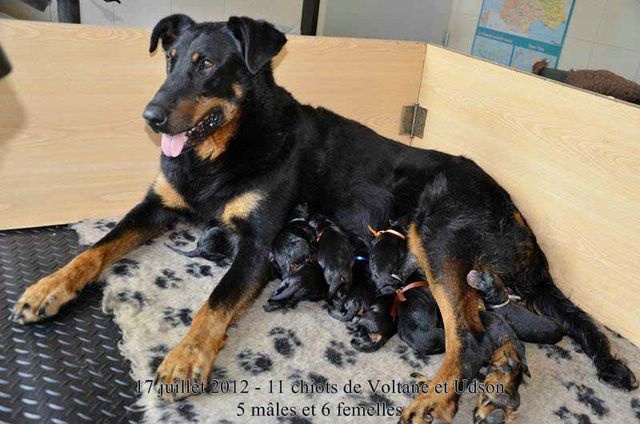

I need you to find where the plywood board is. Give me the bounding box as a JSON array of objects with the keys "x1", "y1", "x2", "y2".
[
  {"x1": 0, "y1": 20, "x2": 425, "y2": 229},
  {"x1": 414, "y1": 45, "x2": 640, "y2": 346}
]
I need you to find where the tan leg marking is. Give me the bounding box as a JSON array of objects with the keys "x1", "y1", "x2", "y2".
[
  {"x1": 474, "y1": 340, "x2": 528, "y2": 424},
  {"x1": 156, "y1": 303, "x2": 231, "y2": 400},
  {"x1": 220, "y1": 191, "x2": 264, "y2": 227},
  {"x1": 12, "y1": 231, "x2": 145, "y2": 323},
  {"x1": 153, "y1": 173, "x2": 189, "y2": 210},
  {"x1": 403, "y1": 225, "x2": 483, "y2": 423}
]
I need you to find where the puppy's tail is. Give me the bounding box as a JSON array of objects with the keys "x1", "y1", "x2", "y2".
[{"x1": 523, "y1": 250, "x2": 638, "y2": 390}]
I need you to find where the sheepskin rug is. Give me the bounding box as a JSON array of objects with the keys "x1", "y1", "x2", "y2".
[{"x1": 72, "y1": 218, "x2": 640, "y2": 424}]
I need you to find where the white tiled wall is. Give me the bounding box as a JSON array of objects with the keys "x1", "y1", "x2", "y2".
[
  {"x1": 81, "y1": 0, "x2": 303, "y2": 33},
  {"x1": 0, "y1": 0, "x2": 303, "y2": 33},
  {"x1": 446, "y1": 0, "x2": 640, "y2": 83}
]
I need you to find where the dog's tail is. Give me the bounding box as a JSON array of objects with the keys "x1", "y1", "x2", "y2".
[{"x1": 522, "y1": 249, "x2": 638, "y2": 390}]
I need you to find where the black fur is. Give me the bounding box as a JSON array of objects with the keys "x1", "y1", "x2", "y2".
[
  {"x1": 269, "y1": 204, "x2": 315, "y2": 278},
  {"x1": 467, "y1": 270, "x2": 564, "y2": 345},
  {"x1": 309, "y1": 215, "x2": 354, "y2": 297},
  {"x1": 347, "y1": 294, "x2": 396, "y2": 352},
  {"x1": 167, "y1": 225, "x2": 235, "y2": 266},
  {"x1": 327, "y1": 256, "x2": 374, "y2": 322},
  {"x1": 263, "y1": 261, "x2": 327, "y2": 311},
  {"x1": 53, "y1": 13, "x2": 633, "y2": 395}
]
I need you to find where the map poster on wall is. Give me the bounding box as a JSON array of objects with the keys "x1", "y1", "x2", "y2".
[{"x1": 471, "y1": 0, "x2": 575, "y2": 72}]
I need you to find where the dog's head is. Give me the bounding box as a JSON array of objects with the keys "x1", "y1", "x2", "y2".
[{"x1": 143, "y1": 15, "x2": 286, "y2": 158}]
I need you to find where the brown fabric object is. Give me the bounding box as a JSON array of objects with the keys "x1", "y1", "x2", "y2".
[
  {"x1": 566, "y1": 69, "x2": 640, "y2": 105},
  {"x1": 532, "y1": 59, "x2": 640, "y2": 105}
]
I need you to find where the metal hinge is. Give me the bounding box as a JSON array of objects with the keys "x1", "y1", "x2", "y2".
[{"x1": 400, "y1": 103, "x2": 427, "y2": 139}]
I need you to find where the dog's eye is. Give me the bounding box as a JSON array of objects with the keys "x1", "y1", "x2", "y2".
[{"x1": 201, "y1": 59, "x2": 214, "y2": 70}]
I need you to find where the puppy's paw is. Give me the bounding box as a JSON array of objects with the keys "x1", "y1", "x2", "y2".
[
  {"x1": 155, "y1": 341, "x2": 216, "y2": 401},
  {"x1": 11, "y1": 275, "x2": 76, "y2": 324},
  {"x1": 400, "y1": 393, "x2": 456, "y2": 424}
]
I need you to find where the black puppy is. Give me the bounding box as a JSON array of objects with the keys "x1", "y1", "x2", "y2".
[
  {"x1": 347, "y1": 294, "x2": 396, "y2": 352},
  {"x1": 309, "y1": 215, "x2": 353, "y2": 297},
  {"x1": 394, "y1": 272, "x2": 445, "y2": 355},
  {"x1": 368, "y1": 222, "x2": 445, "y2": 355},
  {"x1": 467, "y1": 270, "x2": 564, "y2": 344},
  {"x1": 473, "y1": 310, "x2": 530, "y2": 424},
  {"x1": 270, "y1": 204, "x2": 316, "y2": 278},
  {"x1": 167, "y1": 224, "x2": 235, "y2": 266},
  {"x1": 327, "y1": 254, "x2": 375, "y2": 322},
  {"x1": 263, "y1": 261, "x2": 327, "y2": 311}
]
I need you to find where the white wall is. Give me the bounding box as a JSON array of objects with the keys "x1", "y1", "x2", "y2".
[
  {"x1": 81, "y1": 0, "x2": 303, "y2": 33},
  {"x1": 318, "y1": 0, "x2": 452, "y2": 44},
  {"x1": 0, "y1": 0, "x2": 303, "y2": 33},
  {"x1": 447, "y1": 0, "x2": 640, "y2": 83}
]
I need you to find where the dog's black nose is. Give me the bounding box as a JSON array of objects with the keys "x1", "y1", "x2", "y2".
[{"x1": 143, "y1": 105, "x2": 168, "y2": 129}]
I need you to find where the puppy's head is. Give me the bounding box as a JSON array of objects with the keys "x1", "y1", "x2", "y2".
[
  {"x1": 143, "y1": 15, "x2": 286, "y2": 158},
  {"x1": 370, "y1": 235, "x2": 407, "y2": 295}
]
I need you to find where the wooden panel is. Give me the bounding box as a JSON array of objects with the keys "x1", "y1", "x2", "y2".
[
  {"x1": 0, "y1": 20, "x2": 425, "y2": 229},
  {"x1": 414, "y1": 45, "x2": 640, "y2": 345}
]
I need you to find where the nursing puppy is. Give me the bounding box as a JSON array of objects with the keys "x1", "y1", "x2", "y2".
[
  {"x1": 264, "y1": 204, "x2": 327, "y2": 310},
  {"x1": 327, "y1": 254, "x2": 375, "y2": 322},
  {"x1": 270, "y1": 204, "x2": 315, "y2": 278},
  {"x1": 263, "y1": 261, "x2": 327, "y2": 311},
  {"x1": 348, "y1": 294, "x2": 396, "y2": 352},
  {"x1": 467, "y1": 270, "x2": 564, "y2": 345},
  {"x1": 309, "y1": 215, "x2": 353, "y2": 297},
  {"x1": 167, "y1": 224, "x2": 235, "y2": 266},
  {"x1": 369, "y1": 222, "x2": 445, "y2": 354}
]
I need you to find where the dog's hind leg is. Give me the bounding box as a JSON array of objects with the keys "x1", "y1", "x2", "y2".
[
  {"x1": 473, "y1": 339, "x2": 529, "y2": 424},
  {"x1": 12, "y1": 178, "x2": 184, "y2": 323},
  {"x1": 400, "y1": 224, "x2": 484, "y2": 424}
]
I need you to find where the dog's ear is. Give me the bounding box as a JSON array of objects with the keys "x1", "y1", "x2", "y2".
[
  {"x1": 226, "y1": 16, "x2": 287, "y2": 74},
  {"x1": 149, "y1": 14, "x2": 195, "y2": 53}
]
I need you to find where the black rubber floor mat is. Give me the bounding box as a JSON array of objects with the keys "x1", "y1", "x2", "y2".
[{"x1": 0, "y1": 226, "x2": 142, "y2": 424}]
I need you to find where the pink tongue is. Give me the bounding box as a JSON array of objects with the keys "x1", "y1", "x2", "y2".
[{"x1": 161, "y1": 132, "x2": 188, "y2": 157}]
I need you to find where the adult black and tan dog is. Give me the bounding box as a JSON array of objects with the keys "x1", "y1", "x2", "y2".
[{"x1": 12, "y1": 15, "x2": 637, "y2": 423}]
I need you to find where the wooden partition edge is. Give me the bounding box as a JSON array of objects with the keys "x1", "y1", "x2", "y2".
[
  {"x1": 414, "y1": 44, "x2": 640, "y2": 346},
  {"x1": 0, "y1": 20, "x2": 425, "y2": 230}
]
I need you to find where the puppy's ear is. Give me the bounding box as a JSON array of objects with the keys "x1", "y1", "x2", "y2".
[
  {"x1": 149, "y1": 14, "x2": 195, "y2": 53},
  {"x1": 226, "y1": 16, "x2": 287, "y2": 74}
]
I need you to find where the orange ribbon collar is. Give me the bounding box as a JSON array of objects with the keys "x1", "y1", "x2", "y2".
[
  {"x1": 390, "y1": 280, "x2": 430, "y2": 319},
  {"x1": 367, "y1": 225, "x2": 406, "y2": 240}
]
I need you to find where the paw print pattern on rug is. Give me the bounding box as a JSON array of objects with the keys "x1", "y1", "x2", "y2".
[
  {"x1": 237, "y1": 349, "x2": 273, "y2": 375},
  {"x1": 93, "y1": 219, "x2": 116, "y2": 233},
  {"x1": 115, "y1": 289, "x2": 147, "y2": 308},
  {"x1": 176, "y1": 402, "x2": 198, "y2": 422},
  {"x1": 631, "y1": 397, "x2": 640, "y2": 420},
  {"x1": 324, "y1": 340, "x2": 357, "y2": 368},
  {"x1": 148, "y1": 344, "x2": 169, "y2": 373},
  {"x1": 162, "y1": 307, "x2": 193, "y2": 328},
  {"x1": 394, "y1": 343, "x2": 433, "y2": 369},
  {"x1": 277, "y1": 417, "x2": 313, "y2": 424},
  {"x1": 111, "y1": 258, "x2": 140, "y2": 277},
  {"x1": 554, "y1": 406, "x2": 592, "y2": 424},
  {"x1": 564, "y1": 382, "x2": 609, "y2": 418},
  {"x1": 168, "y1": 229, "x2": 196, "y2": 247},
  {"x1": 154, "y1": 269, "x2": 183, "y2": 289},
  {"x1": 538, "y1": 343, "x2": 572, "y2": 361},
  {"x1": 269, "y1": 327, "x2": 302, "y2": 358},
  {"x1": 186, "y1": 262, "x2": 212, "y2": 278}
]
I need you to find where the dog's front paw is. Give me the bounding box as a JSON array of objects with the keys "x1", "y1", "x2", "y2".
[
  {"x1": 400, "y1": 392, "x2": 456, "y2": 424},
  {"x1": 11, "y1": 275, "x2": 76, "y2": 324},
  {"x1": 155, "y1": 341, "x2": 216, "y2": 401}
]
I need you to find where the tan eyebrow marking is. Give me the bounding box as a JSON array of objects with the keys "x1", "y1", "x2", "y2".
[
  {"x1": 192, "y1": 51, "x2": 200, "y2": 62},
  {"x1": 170, "y1": 48, "x2": 177, "y2": 58}
]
